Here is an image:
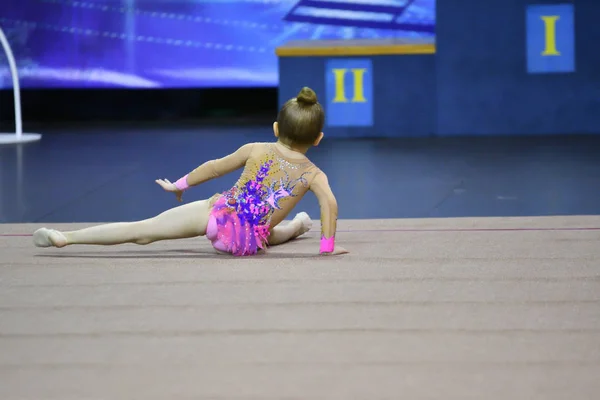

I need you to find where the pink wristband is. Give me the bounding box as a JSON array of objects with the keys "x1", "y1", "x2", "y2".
[
  {"x1": 174, "y1": 174, "x2": 190, "y2": 191},
  {"x1": 320, "y1": 235, "x2": 335, "y2": 253}
]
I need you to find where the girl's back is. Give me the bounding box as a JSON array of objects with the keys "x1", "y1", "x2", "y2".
[{"x1": 227, "y1": 141, "x2": 320, "y2": 229}]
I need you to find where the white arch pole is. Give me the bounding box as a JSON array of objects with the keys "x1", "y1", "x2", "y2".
[{"x1": 0, "y1": 25, "x2": 41, "y2": 144}]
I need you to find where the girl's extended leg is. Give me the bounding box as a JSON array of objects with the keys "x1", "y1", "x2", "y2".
[
  {"x1": 33, "y1": 199, "x2": 211, "y2": 248},
  {"x1": 268, "y1": 212, "x2": 313, "y2": 246}
]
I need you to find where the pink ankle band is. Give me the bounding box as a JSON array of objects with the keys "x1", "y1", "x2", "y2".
[
  {"x1": 174, "y1": 174, "x2": 190, "y2": 191},
  {"x1": 320, "y1": 235, "x2": 335, "y2": 253}
]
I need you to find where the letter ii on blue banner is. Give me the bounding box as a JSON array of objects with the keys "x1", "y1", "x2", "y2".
[
  {"x1": 526, "y1": 4, "x2": 575, "y2": 73},
  {"x1": 325, "y1": 58, "x2": 373, "y2": 127}
]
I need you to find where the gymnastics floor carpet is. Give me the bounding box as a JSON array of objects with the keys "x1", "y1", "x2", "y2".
[{"x1": 1, "y1": 215, "x2": 599, "y2": 399}]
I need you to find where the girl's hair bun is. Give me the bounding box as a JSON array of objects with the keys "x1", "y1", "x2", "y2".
[{"x1": 296, "y1": 86, "x2": 318, "y2": 105}]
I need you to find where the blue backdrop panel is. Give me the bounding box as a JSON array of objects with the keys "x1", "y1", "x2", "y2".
[
  {"x1": 436, "y1": 0, "x2": 599, "y2": 136},
  {"x1": 278, "y1": 53, "x2": 435, "y2": 138},
  {"x1": 325, "y1": 58, "x2": 373, "y2": 127},
  {"x1": 526, "y1": 4, "x2": 575, "y2": 73}
]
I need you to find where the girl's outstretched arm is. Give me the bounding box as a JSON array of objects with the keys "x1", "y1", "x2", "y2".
[
  {"x1": 156, "y1": 143, "x2": 255, "y2": 198},
  {"x1": 309, "y1": 171, "x2": 348, "y2": 255},
  {"x1": 180, "y1": 143, "x2": 256, "y2": 188}
]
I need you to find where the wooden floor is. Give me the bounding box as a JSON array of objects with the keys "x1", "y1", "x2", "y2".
[{"x1": 1, "y1": 215, "x2": 599, "y2": 399}]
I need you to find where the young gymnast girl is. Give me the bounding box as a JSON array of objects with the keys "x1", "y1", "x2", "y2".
[{"x1": 32, "y1": 87, "x2": 348, "y2": 256}]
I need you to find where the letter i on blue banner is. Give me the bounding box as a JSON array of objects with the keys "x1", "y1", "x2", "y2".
[
  {"x1": 325, "y1": 58, "x2": 373, "y2": 127},
  {"x1": 526, "y1": 4, "x2": 575, "y2": 73}
]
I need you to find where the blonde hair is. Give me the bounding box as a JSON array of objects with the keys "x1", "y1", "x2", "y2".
[{"x1": 276, "y1": 87, "x2": 324, "y2": 146}]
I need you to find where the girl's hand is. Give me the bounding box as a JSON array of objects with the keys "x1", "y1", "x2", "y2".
[
  {"x1": 321, "y1": 246, "x2": 349, "y2": 256},
  {"x1": 155, "y1": 179, "x2": 183, "y2": 202}
]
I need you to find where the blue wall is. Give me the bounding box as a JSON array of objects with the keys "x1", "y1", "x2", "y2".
[
  {"x1": 436, "y1": 0, "x2": 598, "y2": 136},
  {"x1": 278, "y1": 0, "x2": 599, "y2": 137}
]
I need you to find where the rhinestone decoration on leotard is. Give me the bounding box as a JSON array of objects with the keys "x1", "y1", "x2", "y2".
[
  {"x1": 273, "y1": 154, "x2": 312, "y2": 170},
  {"x1": 269, "y1": 144, "x2": 313, "y2": 171}
]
